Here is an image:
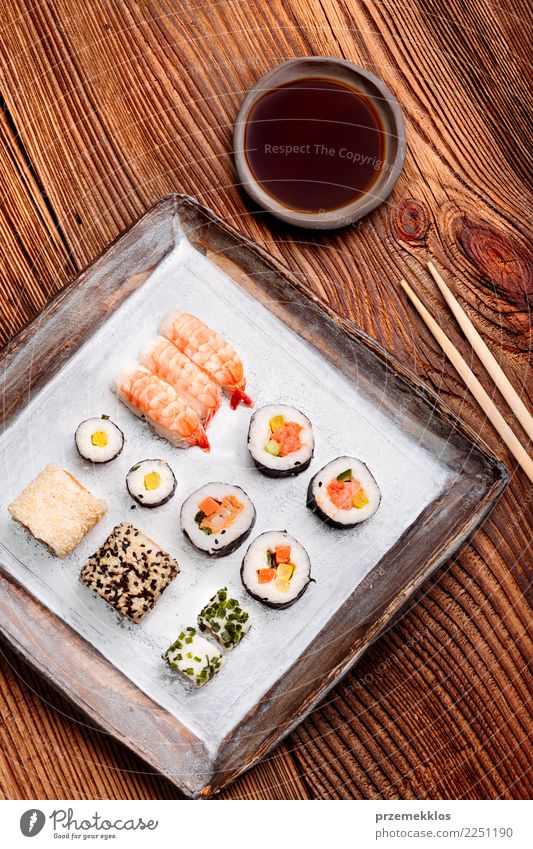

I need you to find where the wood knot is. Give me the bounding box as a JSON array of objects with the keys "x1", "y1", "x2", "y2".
[
  {"x1": 395, "y1": 200, "x2": 430, "y2": 243},
  {"x1": 455, "y1": 217, "x2": 532, "y2": 308}
]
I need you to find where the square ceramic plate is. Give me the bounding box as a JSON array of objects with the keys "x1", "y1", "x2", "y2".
[{"x1": 0, "y1": 195, "x2": 507, "y2": 797}]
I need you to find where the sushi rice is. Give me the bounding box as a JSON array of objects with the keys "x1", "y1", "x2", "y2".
[
  {"x1": 75, "y1": 415, "x2": 124, "y2": 463},
  {"x1": 163, "y1": 626, "x2": 223, "y2": 687},
  {"x1": 181, "y1": 483, "x2": 256, "y2": 556},
  {"x1": 197, "y1": 587, "x2": 251, "y2": 649},
  {"x1": 247, "y1": 404, "x2": 314, "y2": 477},
  {"x1": 307, "y1": 456, "x2": 381, "y2": 528},
  {"x1": 241, "y1": 530, "x2": 312, "y2": 608},
  {"x1": 126, "y1": 459, "x2": 176, "y2": 508}
]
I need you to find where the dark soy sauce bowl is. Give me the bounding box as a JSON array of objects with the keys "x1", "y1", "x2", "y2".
[{"x1": 233, "y1": 57, "x2": 406, "y2": 230}]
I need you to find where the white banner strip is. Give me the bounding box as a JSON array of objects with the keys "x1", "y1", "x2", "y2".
[{"x1": 2, "y1": 799, "x2": 530, "y2": 848}]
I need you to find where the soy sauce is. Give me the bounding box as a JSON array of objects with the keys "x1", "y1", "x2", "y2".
[{"x1": 244, "y1": 77, "x2": 385, "y2": 213}]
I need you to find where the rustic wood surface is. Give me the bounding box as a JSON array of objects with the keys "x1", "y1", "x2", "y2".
[{"x1": 0, "y1": 0, "x2": 531, "y2": 800}]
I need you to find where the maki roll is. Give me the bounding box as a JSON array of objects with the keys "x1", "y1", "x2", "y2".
[
  {"x1": 181, "y1": 483, "x2": 256, "y2": 556},
  {"x1": 241, "y1": 531, "x2": 312, "y2": 608},
  {"x1": 75, "y1": 415, "x2": 124, "y2": 463},
  {"x1": 247, "y1": 404, "x2": 314, "y2": 477},
  {"x1": 307, "y1": 456, "x2": 380, "y2": 528},
  {"x1": 126, "y1": 459, "x2": 176, "y2": 507}
]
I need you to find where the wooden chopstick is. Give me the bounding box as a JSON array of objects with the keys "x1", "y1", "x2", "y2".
[
  {"x1": 427, "y1": 261, "x2": 533, "y2": 441},
  {"x1": 400, "y1": 277, "x2": 533, "y2": 483}
]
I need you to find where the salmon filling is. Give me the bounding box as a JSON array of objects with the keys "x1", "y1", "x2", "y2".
[
  {"x1": 263, "y1": 414, "x2": 304, "y2": 458},
  {"x1": 326, "y1": 478, "x2": 360, "y2": 509},
  {"x1": 272, "y1": 422, "x2": 303, "y2": 456}
]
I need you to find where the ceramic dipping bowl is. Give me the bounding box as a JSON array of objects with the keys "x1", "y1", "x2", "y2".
[{"x1": 233, "y1": 57, "x2": 406, "y2": 230}]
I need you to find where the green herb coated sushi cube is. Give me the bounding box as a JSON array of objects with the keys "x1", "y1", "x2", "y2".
[
  {"x1": 163, "y1": 627, "x2": 223, "y2": 687},
  {"x1": 197, "y1": 587, "x2": 251, "y2": 650}
]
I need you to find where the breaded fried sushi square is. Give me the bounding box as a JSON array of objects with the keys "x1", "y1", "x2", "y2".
[
  {"x1": 8, "y1": 464, "x2": 106, "y2": 558},
  {"x1": 80, "y1": 522, "x2": 178, "y2": 622},
  {"x1": 163, "y1": 626, "x2": 223, "y2": 687}
]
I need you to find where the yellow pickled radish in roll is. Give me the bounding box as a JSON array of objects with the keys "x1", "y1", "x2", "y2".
[{"x1": 75, "y1": 415, "x2": 124, "y2": 463}]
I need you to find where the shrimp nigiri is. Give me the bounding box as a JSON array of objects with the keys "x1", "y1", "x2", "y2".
[
  {"x1": 116, "y1": 364, "x2": 210, "y2": 451},
  {"x1": 140, "y1": 336, "x2": 220, "y2": 425},
  {"x1": 160, "y1": 311, "x2": 253, "y2": 409}
]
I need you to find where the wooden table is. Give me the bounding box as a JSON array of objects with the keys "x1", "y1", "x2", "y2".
[{"x1": 0, "y1": 0, "x2": 531, "y2": 800}]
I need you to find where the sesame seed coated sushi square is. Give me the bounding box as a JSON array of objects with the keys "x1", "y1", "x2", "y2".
[
  {"x1": 163, "y1": 627, "x2": 223, "y2": 686},
  {"x1": 8, "y1": 464, "x2": 107, "y2": 558},
  {"x1": 197, "y1": 587, "x2": 251, "y2": 649},
  {"x1": 80, "y1": 522, "x2": 179, "y2": 622}
]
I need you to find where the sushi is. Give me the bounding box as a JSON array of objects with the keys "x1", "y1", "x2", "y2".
[
  {"x1": 197, "y1": 587, "x2": 251, "y2": 649},
  {"x1": 8, "y1": 464, "x2": 106, "y2": 558},
  {"x1": 163, "y1": 626, "x2": 224, "y2": 687},
  {"x1": 79, "y1": 522, "x2": 179, "y2": 622},
  {"x1": 181, "y1": 483, "x2": 256, "y2": 557},
  {"x1": 140, "y1": 335, "x2": 220, "y2": 425},
  {"x1": 116, "y1": 363, "x2": 210, "y2": 451},
  {"x1": 241, "y1": 530, "x2": 312, "y2": 608},
  {"x1": 306, "y1": 457, "x2": 381, "y2": 528},
  {"x1": 75, "y1": 415, "x2": 124, "y2": 463},
  {"x1": 247, "y1": 404, "x2": 314, "y2": 477},
  {"x1": 126, "y1": 459, "x2": 176, "y2": 508},
  {"x1": 160, "y1": 310, "x2": 253, "y2": 409}
]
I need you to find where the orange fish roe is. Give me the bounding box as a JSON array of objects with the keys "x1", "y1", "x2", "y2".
[
  {"x1": 272, "y1": 421, "x2": 303, "y2": 456},
  {"x1": 326, "y1": 478, "x2": 361, "y2": 510}
]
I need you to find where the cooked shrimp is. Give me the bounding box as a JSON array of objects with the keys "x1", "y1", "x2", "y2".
[
  {"x1": 116, "y1": 364, "x2": 210, "y2": 451},
  {"x1": 140, "y1": 336, "x2": 220, "y2": 425},
  {"x1": 160, "y1": 311, "x2": 253, "y2": 409}
]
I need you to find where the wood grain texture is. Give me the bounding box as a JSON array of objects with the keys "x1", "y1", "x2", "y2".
[
  {"x1": 0, "y1": 105, "x2": 76, "y2": 345},
  {"x1": 0, "y1": 0, "x2": 531, "y2": 800}
]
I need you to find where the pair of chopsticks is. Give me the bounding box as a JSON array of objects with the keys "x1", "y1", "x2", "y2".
[{"x1": 400, "y1": 262, "x2": 533, "y2": 483}]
